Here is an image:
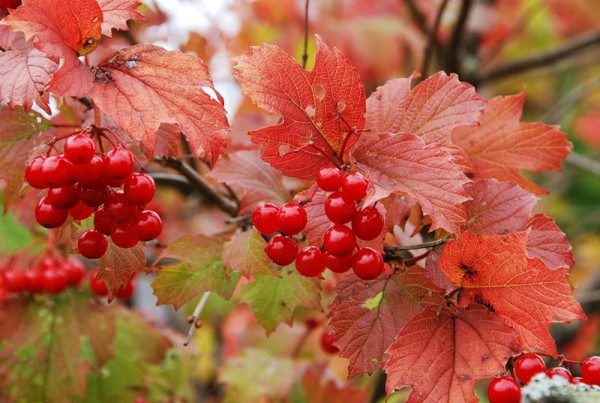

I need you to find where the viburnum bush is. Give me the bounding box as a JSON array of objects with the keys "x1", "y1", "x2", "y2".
[{"x1": 0, "y1": 0, "x2": 599, "y2": 402}]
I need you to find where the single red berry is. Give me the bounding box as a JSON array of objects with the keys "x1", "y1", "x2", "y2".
[
  {"x1": 104, "y1": 192, "x2": 137, "y2": 223},
  {"x1": 69, "y1": 200, "x2": 95, "y2": 220},
  {"x1": 324, "y1": 192, "x2": 356, "y2": 224},
  {"x1": 325, "y1": 252, "x2": 352, "y2": 273},
  {"x1": 35, "y1": 197, "x2": 68, "y2": 228},
  {"x1": 581, "y1": 356, "x2": 600, "y2": 385},
  {"x1": 546, "y1": 366, "x2": 572, "y2": 382},
  {"x1": 514, "y1": 353, "x2": 546, "y2": 384},
  {"x1": 41, "y1": 269, "x2": 69, "y2": 294},
  {"x1": 352, "y1": 247, "x2": 384, "y2": 280},
  {"x1": 76, "y1": 155, "x2": 104, "y2": 186},
  {"x1": 4, "y1": 269, "x2": 28, "y2": 292},
  {"x1": 316, "y1": 166, "x2": 343, "y2": 191},
  {"x1": 78, "y1": 230, "x2": 108, "y2": 259},
  {"x1": 252, "y1": 203, "x2": 280, "y2": 235},
  {"x1": 295, "y1": 246, "x2": 326, "y2": 277},
  {"x1": 41, "y1": 155, "x2": 75, "y2": 187},
  {"x1": 46, "y1": 184, "x2": 80, "y2": 209},
  {"x1": 265, "y1": 234, "x2": 298, "y2": 266},
  {"x1": 341, "y1": 172, "x2": 368, "y2": 201},
  {"x1": 78, "y1": 183, "x2": 110, "y2": 207},
  {"x1": 487, "y1": 376, "x2": 520, "y2": 403},
  {"x1": 89, "y1": 271, "x2": 108, "y2": 296},
  {"x1": 116, "y1": 278, "x2": 134, "y2": 299},
  {"x1": 322, "y1": 225, "x2": 356, "y2": 255},
  {"x1": 64, "y1": 133, "x2": 95, "y2": 165},
  {"x1": 25, "y1": 156, "x2": 48, "y2": 189},
  {"x1": 111, "y1": 224, "x2": 139, "y2": 249},
  {"x1": 132, "y1": 210, "x2": 162, "y2": 241},
  {"x1": 103, "y1": 147, "x2": 134, "y2": 185},
  {"x1": 63, "y1": 258, "x2": 85, "y2": 286},
  {"x1": 277, "y1": 202, "x2": 307, "y2": 235},
  {"x1": 93, "y1": 207, "x2": 116, "y2": 235},
  {"x1": 320, "y1": 330, "x2": 339, "y2": 354},
  {"x1": 352, "y1": 206, "x2": 384, "y2": 240},
  {"x1": 124, "y1": 173, "x2": 155, "y2": 205},
  {"x1": 25, "y1": 269, "x2": 44, "y2": 293}
]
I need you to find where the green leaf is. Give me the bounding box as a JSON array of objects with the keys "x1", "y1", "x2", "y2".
[
  {"x1": 152, "y1": 235, "x2": 240, "y2": 309},
  {"x1": 222, "y1": 228, "x2": 277, "y2": 278},
  {"x1": 240, "y1": 266, "x2": 321, "y2": 333},
  {"x1": 0, "y1": 198, "x2": 32, "y2": 252}
]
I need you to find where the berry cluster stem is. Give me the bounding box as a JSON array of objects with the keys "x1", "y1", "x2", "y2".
[{"x1": 184, "y1": 291, "x2": 211, "y2": 346}]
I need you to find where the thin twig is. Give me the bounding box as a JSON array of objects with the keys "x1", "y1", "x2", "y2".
[
  {"x1": 542, "y1": 75, "x2": 600, "y2": 124},
  {"x1": 184, "y1": 291, "x2": 211, "y2": 346},
  {"x1": 444, "y1": 0, "x2": 473, "y2": 74},
  {"x1": 301, "y1": 0, "x2": 310, "y2": 69},
  {"x1": 384, "y1": 238, "x2": 449, "y2": 253},
  {"x1": 403, "y1": 0, "x2": 428, "y2": 35},
  {"x1": 148, "y1": 172, "x2": 192, "y2": 192},
  {"x1": 420, "y1": 0, "x2": 450, "y2": 78},
  {"x1": 476, "y1": 31, "x2": 600, "y2": 85},
  {"x1": 566, "y1": 152, "x2": 600, "y2": 177}
]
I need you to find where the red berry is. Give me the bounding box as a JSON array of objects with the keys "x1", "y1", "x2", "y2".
[
  {"x1": 104, "y1": 192, "x2": 137, "y2": 223},
  {"x1": 277, "y1": 202, "x2": 307, "y2": 235},
  {"x1": 89, "y1": 271, "x2": 108, "y2": 296},
  {"x1": 252, "y1": 203, "x2": 280, "y2": 235},
  {"x1": 295, "y1": 246, "x2": 326, "y2": 277},
  {"x1": 38, "y1": 255, "x2": 60, "y2": 271},
  {"x1": 132, "y1": 210, "x2": 162, "y2": 241},
  {"x1": 316, "y1": 166, "x2": 343, "y2": 191},
  {"x1": 64, "y1": 258, "x2": 85, "y2": 286},
  {"x1": 25, "y1": 156, "x2": 48, "y2": 189},
  {"x1": 93, "y1": 207, "x2": 116, "y2": 235},
  {"x1": 116, "y1": 279, "x2": 134, "y2": 299},
  {"x1": 69, "y1": 200, "x2": 95, "y2": 220},
  {"x1": 78, "y1": 230, "x2": 108, "y2": 259},
  {"x1": 111, "y1": 224, "x2": 139, "y2": 249},
  {"x1": 320, "y1": 330, "x2": 338, "y2": 354},
  {"x1": 581, "y1": 356, "x2": 600, "y2": 385},
  {"x1": 46, "y1": 184, "x2": 80, "y2": 209},
  {"x1": 546, "y1": 366, "x2": 572, "y2": 382},
  {"x1": 124, "y1": 173, "x2": 155, "y2": 205},
  {"x1": 487, "y1": 376, "x2": 520, "y2": 403},
  {"x1": 35, "y1": 197, "x2": 68, "y2": 228},
  {"x1": 265, "y1": 234, "x2": 298, "y2": 266},
  {"x1": 76, "y1": 155, "x2": 104, "y2": 186},
  {"x1": 352, "y1": 247, "x2": 384, "y2": 280},
  {"x1": 4, "y1": 269, "x2": 28, "y2": 292},
  {"x1": 341, "y1": 172, "x2": 368, "y2": 201},
  {"x1": 324, "y1": 192, "x2": 356, "y2": 224},
  {"x1": 25, "y1": 269, "x2": 44, "y2": 293},
  {"x1": 103, "y1": 147, "x2": 134, "y2": 185},
  {"x1": 325, "y1": 252, "x2": 352, "y2": 273},
  {"x1": 41, "y1": 269, "x2": 69, "y2": 294},
  {"x1": 64, "y1": 133, "x2": 95, "y2": 165},
  {"x1": 323, "y1": 225, "x2": 356, "y2": 255},
  {"x1": 41, "y1": 155, "x2": 75, "y2": 187},
  {"x1": 78, "y1": 183, "x2": 110, "y2": 207},
  {"x1": 514, "y1": 353, "x2": 546, "y2": 384},
  {"x1": 352, "y1": 206, "x2": 384, "y2": 240}
]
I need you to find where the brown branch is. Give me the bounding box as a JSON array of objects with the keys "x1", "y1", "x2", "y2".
[
  {"x1": 148, "y1": 172, "x2": 192, "y2": 193},
  {"x1": 403, "y1": 0, "x2": 428, "y2": 35},
  {"x1": 420, "y1": 0, "x2": 450, "y2": 78},
  {"x1": 476, "y1": 31, "x2": 600, "y2": 85},
  {"x1": 301, "y1": 0, "x2": 310, "y2": 69},
  {"x1": 383, "y1": 238, "x2": 449, "y2": 261},
  {"x1": 443, "y1": 0, "x2": 473, "y2": 74}
]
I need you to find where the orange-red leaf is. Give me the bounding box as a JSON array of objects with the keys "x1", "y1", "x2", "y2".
[
  {"x1": 233, "y1": 36, "x2": 365, "y2": 179},
  {"x1": 327, "y1": 268, "x2": 444, "y2": 376},
  {"x1": 98, "y1": 240, "x2": 146, "y2": 297},
  {"x1": 89, "y1": 44, "x2": 229, "y2": 163},
  {"x1": 439, "y1": 231, "x2": 584, "y2": 355},
  {"x1": 384, "y1": 305, "x2": 521, "y2": 402},
  {"x1": 96, "y1": 0, "x2": 143, "y2": 36},
  {"x1": 301, "y1": 363, "x2": 370, "y2": 403},
  {"x1": 452, "y1": 94, "x2": 572, "y2": 195},
  {"x1": 526, "y1": 214, "x2": 575, "y2": 270}
]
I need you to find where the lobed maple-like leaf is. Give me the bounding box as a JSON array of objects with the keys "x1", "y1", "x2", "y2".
[
  {"x1": 327, "y1": 267, "x2": 444, "y2": 376},
  {"x1": 222, "y1": 228, "x2": 277, "y2": 278},
  {"x1": 89, "y1": 44, "x2": 229, "y2": 164},
  {"x1": 384, "y1": 305, "x2": 521, "y2": 402},
  {"x1": 365, "y1": 71, "x2": 485, "y2": 144},
  {"x1": 232, "y1": 35, "x2": 365, "y2": 179},
  {"x1": 439, "y1": 231, "x2": 584, "y2": 355},
  {"x1": 207, "y1": 150, "x2": 288, "y2": 213},
  {"x1": 452, "y1": 93, "x2": 572, "y2": 195},
  {"x1": 98, "y1": 240, "x2": 147, "y2": 296},
  {"x1": 526, "y1": 213, "x2": 575, "y2": 270},
  {"x1": 96, "y1": 0, "x2": 143, "y2": 36},
  {"x1": 152, "y1": 235, "x2": 240, "y2": 309},
  {"x1": 354, "y1": 133, "x2": 471, "y2": 233}
]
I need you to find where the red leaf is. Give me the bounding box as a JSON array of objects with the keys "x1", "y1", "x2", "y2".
[
  {"x1": 0, "y1": 24, "x2": 17, "y2": 49},
  {"x1": 452, "y1": 94, "x2": 572, "y2": 195},
  {"x1": 327, "y1": 268, "x2": 444, "y2": 376},
  {"x1": 301, "y1": 363, "x2": 370, "y2": 403},
  {"x1": 526, "y1": 214, "x2": 575, "y2": 270},
  {"x1": 439, "y1": 231, "x2": 584, "y2": 355},
  {"x1": 384, "y1": 305, "x2": 521, "y2": 402},
  {"x1": 233, "y1": 35, "x2": 365, "y2": 179},
  {"x1": 96, "y1": 0, "x2": 143, "y2": 36},
  {"x1": 48, "y1": 52, "x2": 93, "y2": 97},
  {"x1": 366, "y1": 72, "x2": 485, "y2": 144},
  {"x1": 353, "y1": 133, "x2": 470, "y2": 233},
  {"x1": 98, "y1": 240, "x2": 147, "y2": 297},
  {"x1": 89, "y1": 44, "x2": 229, "y2": 163}
]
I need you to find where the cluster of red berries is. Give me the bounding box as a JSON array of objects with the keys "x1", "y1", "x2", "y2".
[
  {"x1": 252, "y1": 167, "x2": 385, "y2": 280},
  {"x1": 487, "y1": 353, "x2": 600, "y2": 403},
  {"x1": 0, "y1": 255, "x2": 85, "y2": 296},
  {"x1": 88, "y1": 269, "x2": 135, "y2": 300},
  {"x1": 25, "y1": 132, "x2": 163, "y2": 259}
]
